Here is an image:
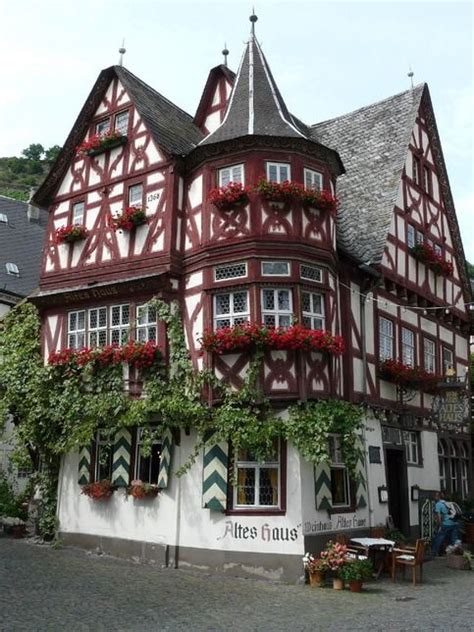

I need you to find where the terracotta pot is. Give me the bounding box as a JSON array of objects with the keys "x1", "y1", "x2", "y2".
[
  {"x1": 332, "y1": 577, "x2": 345, "y2": 590},
  {"x1": 309, "y1": 570, "x2": 325, "y2": 587},
  {"x1": 349, "y1": 580, "x2": 363, "y2": 593},
  {"x1": 447, "y1": 554, "x2": 470, "y2": 570}
]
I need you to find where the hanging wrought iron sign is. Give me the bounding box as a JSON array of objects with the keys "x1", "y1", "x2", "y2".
[{"x1": 431, "y1": 377, "x2": 470, "y2": 425}]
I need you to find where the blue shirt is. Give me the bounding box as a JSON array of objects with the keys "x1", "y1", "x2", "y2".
[{"x1": 434, "y1": 500, "x2": 457, "y2": 527}]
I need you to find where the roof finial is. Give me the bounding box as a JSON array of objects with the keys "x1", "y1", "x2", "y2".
[
  {"x1": 222, "y1": 43, "x2": 229, "y2": 67},
  {"x1": 118, "y1": 39, "x2": 126, "y2": 66},
  {"x1": 249, "y1": 9, "x2": 258, "y2": 36},
  {"x1": 407, "y1": 66, "x2": 414, "y2": 90}
]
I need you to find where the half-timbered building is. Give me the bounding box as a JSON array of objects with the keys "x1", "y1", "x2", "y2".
[{"x1": 31, "y1": 17, "x2": 472, "y2": 580}]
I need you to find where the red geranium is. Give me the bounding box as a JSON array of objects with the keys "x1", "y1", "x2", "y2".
[
  {"x1": 76, "y1": 129, "x2": 125, "y2": 156},
  {"x1": 256, "y1": 177, "x2": 338, "y2": 212},
  {"x1": 208, "y1": 182, "x2": 251, "y2": 211},
  {"x1": 379, "y1": 359, "x2": 441, "y2": 392},
  {"x1": 81, "y1": 479, "x2": 114, "y2": 500},
  {"x1": 128, "y1": 480, "x2": 160, "y2": 499},
  {"x1": 410, "y1": 243, "x2": 453, "y2": 277},
  {"x1": 48, "y1": 341, "x2": 161, "y2": 371},
  {"x1": 54, "y1": 224, "x2": 89, "y2": 245},
  {"x1": 110, "y1": 206, "x2": 148, "y2": 231}
]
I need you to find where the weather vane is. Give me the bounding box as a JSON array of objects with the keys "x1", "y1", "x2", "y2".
[{"x1": 119, "y1": 39, "x2": 126, "y2": 66}]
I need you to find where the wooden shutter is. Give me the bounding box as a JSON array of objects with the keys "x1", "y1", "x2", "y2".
[
  {"x1": 355, "y1": 437, "x2": 367, "y2": 509},
  {"x1": 111, "y1": 428, "x2": 132, "y2": 487},
  {"x1": 202, "y1": 433, "x2": 228, "y2": 512},
  {"x1": 78, "y1": 445, "x2": 91, "y2": 485},
  {"x1": 157, "y1": 428, "x2": 173, "y2": 489},
  {"x1": 314, "y1": 462, "x2": 332, "y2": 511}
]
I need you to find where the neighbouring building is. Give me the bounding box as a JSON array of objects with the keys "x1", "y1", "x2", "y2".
[
  {"x1": 31, "y1": 16, "x2": 472, "y2": 581},
  {"x1": 0, "y1": 195, "x2": 47, "y2": 490}
]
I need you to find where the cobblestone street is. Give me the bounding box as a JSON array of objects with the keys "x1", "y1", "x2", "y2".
[{"x1": 1, "y1": 538, "x2": 473, "y2": 631}]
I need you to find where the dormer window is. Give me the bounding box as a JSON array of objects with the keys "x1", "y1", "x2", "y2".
[
  {"x1": 115, "y1": 111, "x2": 129, "y2": 135},
  {"x1": 0, "y1": 213, "x2": 8, "y2": 224},
  {"x1": 218, "y1": 164, "x2": 244, "y2": 186},
  {"x1": 72, "y1": 201, "x2": 85, "y2": 225},
  {"x1": 96, "y1": 118, "x2": 111, "y2": 135},
  {"x1": 304, "y1": 168, "x2": 323, "y2": 191},
  {"x1": 266, "y1": 162, "x2": 290, "y2": 183},
  {"x1": 6, "y1": 262, "x2": 19, "y2": 276}
]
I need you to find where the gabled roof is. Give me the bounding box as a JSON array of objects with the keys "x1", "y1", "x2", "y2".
[
  {"x1": 194, "y1": 64, "x2": 236, "y2": 130},
  {"x1": 200, "y1": 34, "x2": 308, "y2": 145},
  {"x1": 34, "y1": 66, "x2": 203, "y2": 207},
  {"x1": 0, "y1": 196, "x2": 48, "y2": 303},
  {"x1": 311, "y1": 84, "x2": 425, "y2": 266}
]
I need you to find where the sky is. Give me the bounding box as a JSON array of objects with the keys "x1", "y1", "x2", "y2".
[{"x1": 0, "y1": 0, "x2": 472, "y2": 258}]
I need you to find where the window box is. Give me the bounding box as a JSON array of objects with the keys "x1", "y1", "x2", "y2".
[
  {"x1": 201, "y1": 323, "x2": 345, "y2": 355},
  {"x1": 301, "y1": 188, "x2": 338, "y2": 213},
  {"x1": 110, "y1": 206, "x2": 148, "y2": 231},
  {"x1": 256, "y1": 177, "x2": 338, "y2": 212},
  {"x1": 378, "y1": 359, "x2": 441, "y2": 392},
  {"x1": 76, "y1": 131, "x2": 127, "y2": 157},
  {"x1": 208, "y1": 182, "x2": 251, "y2": 211},
  {"x1": 48, "y1": 340, "x2": 162, "y2": 371},
  {"x1": 410, "y1": 243, "x2": 453, "y2": 277},
  {"x1": 81, "y1": 479, "x2": 114, "y2": 500},
  {"x1": 54, "y1": 224, "x2": 89, "y2": 245},
  {"x1": 128, "y1": 480, "x2": 161, "y2": 499}
]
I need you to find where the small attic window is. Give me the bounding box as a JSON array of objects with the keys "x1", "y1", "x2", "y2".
[
  {"x1": 0, "y1": 212, "x2": 8, "y2": 223},
  {"x1": 6, "y1": 262, "x2": 20, "y2": 276}
]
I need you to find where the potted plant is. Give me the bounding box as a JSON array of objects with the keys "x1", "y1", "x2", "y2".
[
  {"x1": 410, "y1": 242, "x2": 453, "y2": 277},
  {"x1": 76, "y1": 129, "x2": 127, "y2": 157},
  {"x1": 128, "y1": 480, "x2": 160, "y2": 499},
  {"x1": 110, "y1": 206, "x2": 148, "y2": 231},
  {"x1": 303, "y1": 553, "x2": 328, "y2": 587},
  {"x1": 2, "y1": 516, "x2": 27, "y2": 538},
  {"x1": 301, "y1": 188, "x2": 338, "y2": 213},
  {"x1": 340, "y1": 558, "x2": 374, "y2": 592},
  {"x1": 321, "y1": 540, "x2": 348, "y2": 590},
  {"x1": 378, "y1": 359, "x2": 440, "y2": 392},
  {"x1": 208, "y1": 182, "x2": 251, "y2": 211},
  {"x1": 54, "y1": 224, "x2": 89, "y2": 245},
  {"x1": 81, "y1": 479, "x2": 114, "y2": 500},
  {"x1": 255, "y1": 177, "x2": 303, "y2": 209},
  {"x1": 446, "y1": 542, "x2": 472, "y2": 570}
]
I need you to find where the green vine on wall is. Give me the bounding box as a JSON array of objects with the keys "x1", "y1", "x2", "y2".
[{"x1": 0, "y1": 300, "x2": 365, "y2": 537}]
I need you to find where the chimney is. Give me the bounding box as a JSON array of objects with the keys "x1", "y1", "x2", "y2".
[{"x1": 27, "y1": 187, "x2": 40, "y2": 222}]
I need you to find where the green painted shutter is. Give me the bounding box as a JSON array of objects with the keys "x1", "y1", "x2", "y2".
[
  {"x1": 355, "y1": 437, "x2": 367, "y2": 509},
  {"x1": 202, "y1": 433, "x2": 228, "y2": 512},
  {"x1": 157, "y1": 429, "x2": 173, "y2": 489},
  {"x1": 314, "y1": 462, "x2": 332, "y2": 511},
  {"x1": 78, "y1": 445, "x2": 91, "y2": 485},
  {"x1": 111, "y1": 428, "x2": 132, "y2": 487}
]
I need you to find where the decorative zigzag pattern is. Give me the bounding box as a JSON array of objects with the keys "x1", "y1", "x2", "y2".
[
  {"x1": 202, "y1": 434, "x2": 228, "y2": 512},
  {"x1": 314, "y1": 462, "x2": 332, "y2": 511},
  {"x1": 111, "y1": 428, "x2": 132, "y2": 487},
  {"x1": 355, "y1": 437, "x2": 367, "y2": 509},
  {"x1": 78, "y1": 445, "x2": 91, "y2": 485},
  {"x1": 157, "y1": 429, "x2": 172, "y2": 489}
]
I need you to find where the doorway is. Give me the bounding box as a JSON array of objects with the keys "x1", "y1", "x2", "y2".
[{"x1": 385, "y1": 448, "x2": 409, "y2": 535}]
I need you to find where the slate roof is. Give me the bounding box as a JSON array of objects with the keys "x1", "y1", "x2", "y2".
[
  {"x1": 0, "y1": 196, "x2": 47, "y2": 303},
  {"x1": 311, "y1": 84, "x2": 425, "y2": 265},
  {"x1": 201, "y1": 35, "x2": 308, "y2": 145}
]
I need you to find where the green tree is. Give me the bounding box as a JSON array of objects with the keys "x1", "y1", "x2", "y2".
[
  {"x1": 45, "y1": 145, "x2": 61, "y2": 164},
  {"x1": 21, "y1": 143, "x2": 44, "y2": 161},
  {"x1": 466, "y1": 261, "x2": 474, "y2": 279}
]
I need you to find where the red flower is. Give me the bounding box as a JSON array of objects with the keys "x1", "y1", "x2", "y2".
[
  {"x1": 110, "y1": 206, "x2": 148, "y2": 231},
  {"x1": 379, "y1": 359, "x2": 441, "y2": 392},
  {"x1": 410, "y1": 243, "x2": 453, "y2": 277},
  {"x1": 76, "y1": 129, "x2": 125, "y2": 156},
  {"x1": 48, "y1": 341, "x2": 162, "y2": 371},
  {"x1": 255, "y1": 177, "x2": 338, "y2": 211},
  {"x1": 81, "y1": 479, "x2": 113, "y2": 500},
  {"x1": 54, "y1": 224, "x2": 89, "y2": 245},
  {"x1": 208, "y1": 182, "x2": 251, "y2": 211}
]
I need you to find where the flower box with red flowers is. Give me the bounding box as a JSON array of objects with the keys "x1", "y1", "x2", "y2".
[
  {"x1": 54, "y1": 224, "x2": 89, "y2": 245},
  {"x1": 128, "y1": 480, "x2": 160, "y2": 499},
  {"x1": 81, "y1": 479, "x2": 114, "y2": 500},
  {"x1": 110, "y1": 206, "x2": 148, "y2": 231},
  {"x1": 378, "y1": 359, "x2": 441, "y2": 392},
  {"x1": 301, "y1": 188, "x2": 338, "y2": 213},
  {"x1": 410, "y1": 243, "x2": 453, "y2": 277},
  {"x1": 76, "y1": 129, "x2": 127, "y2": 157},
  {"x1": 208, "y1": 182, "x2": 251, "y2": 211},
  {"x1": 256, "y1": 177, "x2": 304, "y2": 205},
  {"x1": 200, "y1": 323, "x2": 345, "y2": 355},
  {"x1": 48, "y1": 341, "x2": 162, "y2": 372}
]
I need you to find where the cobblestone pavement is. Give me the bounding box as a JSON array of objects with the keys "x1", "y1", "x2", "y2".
[{"x1": 1, "y1": 538, "x2": 473, "y2": 631}]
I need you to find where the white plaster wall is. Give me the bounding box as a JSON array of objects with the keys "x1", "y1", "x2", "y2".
[
  {"x1": 406, "y1": 430, "x2": 439, "y2": 526},
  {"x1": 363, "y1": 416, "x2": 389, "y2": 529}
]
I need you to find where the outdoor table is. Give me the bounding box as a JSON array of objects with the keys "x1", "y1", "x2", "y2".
[{"x1": 350, "y1": 537, "x2": 395, "y2": 579}]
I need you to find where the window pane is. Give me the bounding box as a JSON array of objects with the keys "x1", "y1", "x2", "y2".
[
  {"x1": 129, "y1": 184, "x2": 143, "y2": 206},
  {"x1": 262, "y1": 290, "x2": 275, "y2": 311},
  {"x1": 331, "y1": 468, "x2": 349, "y2": 506},
  {"x1": 115, "y1": 111, "x2": 129, "y2": 134},
  {"x1": 233, "y1": 292, "x2": 248, "y2": 313},
  {"x1": 215, "y1": 294, "x2": 230, "y2": 315},
  {"x1": 237, "y1": 468, "x2": 255, "y2": 505},
  {"x1": 279, "y1": 165, "x2": 289, "y2": 181},
  {"x1": 96, "y1": 119, "x2": 111, "y2": 135},
  {"x1": 72, "y1": 202, "x2": 84, "y2": 224},
  {"x1": 277, "y1": 290, "x2": 290, "y2": 311},
  {"x1": 259, "y1": 468, "x2": 278, "y2": 506},
  {"x1": 219, "y1": 168, "x2": 230, "y2": 187},
  {"x1": 268, "y1": 164, "x2": 278, "y2": 182},
  {"x1": 231, "y1": 165, "x2": 243, "y2": 183}
]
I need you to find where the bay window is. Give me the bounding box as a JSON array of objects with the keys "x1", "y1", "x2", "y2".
[
  {"x1": 136, "y1": 304, "x2": 157, "y2": 342},
  {"x1": 266, "y1": 162, "x2": 290, "y2": 183},
  {"x1": 218, "y1": 164, "x2": 244, "y2": 186},
  {"x1": 302, "y1": 291, "x2": 325, "y2": 330},
  {"x1": 214, "y1": 291, "x2": 249, "y2": 329}
]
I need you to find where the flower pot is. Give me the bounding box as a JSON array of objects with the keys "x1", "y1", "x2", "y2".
[
  {"x1": 348, "y1": 580, "x2": 363, "y2": 593},
  {"x1": 308, "y1": 570, "x2": 325, "y2": 587},
  {"x1": 12, "y1": 525, "x2": 26, "y2": 539},
  {"x1": 332, "y1": 577, "x2": 345, "y2": 590},
  {"x1": 447, "y1": 554, "x2": 470, "y2": 570}
]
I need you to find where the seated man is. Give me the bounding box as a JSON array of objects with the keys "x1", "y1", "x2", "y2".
[{"x1": 431, "y1": 491, "x2": 460, "y2": 556}]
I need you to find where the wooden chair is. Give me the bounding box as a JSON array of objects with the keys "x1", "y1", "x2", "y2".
[{"x1": 391, "y1": 539, "x2": 425, "y2": 585}]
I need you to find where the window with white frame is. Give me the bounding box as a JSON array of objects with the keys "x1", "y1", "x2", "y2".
[
  {"x1": 72, "y1": 201, "x2": 85, "y2": 225},
  {"x1": 68, "y1": 310, "x2": 86, "y2": 349},
  {"x1": 96, "y1": 118, "x2": 111, "y2": 135},
  {"x1": 403, "y1": 431, "x2": 421, "y2": 465},
  {"x1": 379, "y1": 316, "x2": 394, "y2": 360},
  {"x1": 302, "y1": 292, "x2": 325, "y2": 330},
  {"x1": 443, "y1": 347, "x2": 454, "y2": 376},
  {"x1": 109, "y1": 304, "x2": 130, "y2": 345},
  {"x1": 115, "y1": 111, "x2": 129, "y2": 135},
  {"x1": 88, "y1": 307, "x2": 108, "y2": 347},
  {"x1": 329, "y1": 435, "x2": 351, "y2": 507},
  {"x1": 438, "y1": 440, "x2": 447, "y2": 491},
  {"x1": 261, "y1": 261, "x2": 290, "y2": 276},
  {"x1": 136, "y1": 304, "x2": 157, "y2": 342},
  {"x1": 266, "y1": 162, "x2": 290, "y2": 183},
  {"x1": 407, "y1": 225, "x2": 415, "y2": 249},
  {"x1": 218, "y1": 164, "x2": 244, "y2": 186},
  {"x1": 304, "y1": 168, "x2": 323, "y2": 191},
  {"x1": 214, "y1": 291, "x2": 249, "y2": 329},
  {"x1": 300, "y1": 264, "x2": 322, "y2": 283},
  {"x1": 214, "y1": 262, "x2": 247, "y2": 282},
  {"x1": 424, "y1": 338, "x2": 436, "y2": 374},
  {"x1": 401, "y1": 327, "x2": 415, "y2": 366},
  {"x1": 128, "y1": 184, "x2": 143, "y2": 207},
  {"x1": 234, "y1": 439, "x2": 280, "y2": 509},
  {"x1": 134, "y1": 427, "x2": 161, "y2": 484},
  {"x1": 94, "y1": 430, "x2": 113, "y2": 482},
  {"x1": 261, "y1": 288, "x2": 292, "y2": 327}
]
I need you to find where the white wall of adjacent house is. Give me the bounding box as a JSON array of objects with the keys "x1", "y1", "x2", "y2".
[{"x1": 406, "y1": 429, "x2": 439, "y2": 527}]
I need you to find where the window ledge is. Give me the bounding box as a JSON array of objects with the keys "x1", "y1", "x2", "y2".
[
  {"x1": 87, "y1": 136, "x2": 128, "y2": 157},
  {"x1": 226, "y1": 509, "x2": 285, "y2": 516}
]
